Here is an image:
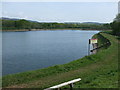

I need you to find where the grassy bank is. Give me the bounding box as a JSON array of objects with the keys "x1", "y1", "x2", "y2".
[{"x1": 2, "y1": 32, "x2": 118, "y2": 88}]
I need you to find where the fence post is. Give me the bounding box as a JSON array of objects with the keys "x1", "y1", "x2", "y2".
[
  {"x1": 88, "y1": 39, "x2": 90, "y2": 55},
  {"x1": 69, "y1": 83, "x2": 74, "y2": 89}
]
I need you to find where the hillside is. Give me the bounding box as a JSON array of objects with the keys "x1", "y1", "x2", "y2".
[{"x1": 1, "y1": 17, "x2": 111, "y2": 31}]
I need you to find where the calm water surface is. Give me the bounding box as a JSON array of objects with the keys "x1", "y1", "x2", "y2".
[{"x1": 2, "y1": 30, "x2": 99, "y2": 75}]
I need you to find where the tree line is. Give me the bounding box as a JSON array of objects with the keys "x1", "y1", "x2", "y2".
[
  {"x1": 1, "y1": 19, "x2": 111, "y2": 31},
  {"x1": 110, "y1": 14, "x2": 120, "y2": 36}
]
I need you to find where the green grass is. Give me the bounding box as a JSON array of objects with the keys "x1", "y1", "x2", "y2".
[
  {"x1": 2, "y1": 32, "x2": 119, "y2": 88},
  {"x1": 92, "y1": 33, "x2": 109, "y2": 46}
]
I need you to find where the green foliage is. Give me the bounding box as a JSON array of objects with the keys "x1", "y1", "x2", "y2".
[
  {"x1": 2, "y1": 19, "x2": 111, "y2": 31},
  {"x1": 2, "y1": 20, "x2": 16, "y2": 30},
  {"x1": 110, "y1": 14, "x2": 120, "y2": 36},
  {"x1": 110, "y1": 21, "x2": 120, "y2": 36},
  {"x1": 114, "y1": 14, "x2": 120, "y2": 22},
  {"x1": 15, "y1": 19, "x2": 31, "y2": 29},
  {"x1": 92, "y1": 33, "x2": 109, "y2": 46},
  {"x1": 102, "y1": 23, "x2": 111, "y2": 30}
]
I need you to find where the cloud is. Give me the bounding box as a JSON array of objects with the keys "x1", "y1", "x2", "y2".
[{"x1": 2, "y1": 11, "x2": 28, "y2": 19}]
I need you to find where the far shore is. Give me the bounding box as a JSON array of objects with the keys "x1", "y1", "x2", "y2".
[{"x1": 0, "y1": 29, "x2": 111, "y2": 32}]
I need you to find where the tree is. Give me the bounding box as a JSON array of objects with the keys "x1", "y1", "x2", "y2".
[
  {"x1": 114, "y1": 14, "x2": 120, "y2": 22},
  {"x1": 2, "y1": 20, "x2": 16, "y2": 29},
  {"x1": 110, "y1": 14, "x2": 120, "y2": 36},
  {"x1": 15, "y1": 19, "x2": 31, "y2": 29},
  {"x1": 2, "y1": 18, "x2": 111, "y2": 30}
]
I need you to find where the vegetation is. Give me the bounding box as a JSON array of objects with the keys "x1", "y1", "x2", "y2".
[
  {"x1": 1, "y1": 18, "x2": 111, "y2": 31},
  {"x1": 110, "y1": 14, "x2": 120, "y2": 36},
  {"x1": 92, "y1": 33, "x2": 110, "y2": 51},
  {"x1": 92, "y1": 33, "x2": 109, "y2": 46},
  {"x1": 2, "y1": 32, "x2": 118, "y2": 88}
]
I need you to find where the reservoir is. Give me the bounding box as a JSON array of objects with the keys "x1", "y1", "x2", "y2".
[{"x1": 2, "y1": 30, "x2": 99, "y2": 75}]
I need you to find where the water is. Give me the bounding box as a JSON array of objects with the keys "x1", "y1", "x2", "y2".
[{"x1": 2, "y1": 30, "x2": 99, "y2": 75}]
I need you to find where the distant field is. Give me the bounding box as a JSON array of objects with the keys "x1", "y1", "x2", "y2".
[{"x1": 2, "y1": 32, "x2": 118, "y2": 89}]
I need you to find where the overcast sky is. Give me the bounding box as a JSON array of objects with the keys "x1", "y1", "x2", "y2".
[
  {"x1": 2, "y1": 2, "x2": 118, "y2": 23},
  {"x1": 2, "y1": 0, "x2": 119, "y2": 2}
]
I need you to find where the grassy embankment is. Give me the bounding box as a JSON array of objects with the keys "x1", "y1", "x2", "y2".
[{"x1": 2, "y1": 32, "x2": 118, "y2": 88}]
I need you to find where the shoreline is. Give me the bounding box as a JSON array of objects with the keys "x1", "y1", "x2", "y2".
[
  {"x1": 0, "y1": 29, "x2": 111, "y2": 32},
  {"x1": 3, "y1": 32, "x2": 118, "y2": 88}
]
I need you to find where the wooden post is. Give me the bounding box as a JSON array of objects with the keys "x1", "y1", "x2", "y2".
[
  {"x1": 88, "y1": 39, "x2": 90, "y2": 55},
  {"x1": 69, "y1": 83, "x2": 74, "y2": 89},
  {"x1": 57, "y1": 88, "x2": 60, "y2": 90}
]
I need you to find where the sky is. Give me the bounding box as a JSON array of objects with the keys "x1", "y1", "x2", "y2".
[
  {"x1": 2, "y1": 2, "x2": 118, "y2": 23},
  {"x1": 2, "y1": 0, "x2": 120, "y2": 2}
]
